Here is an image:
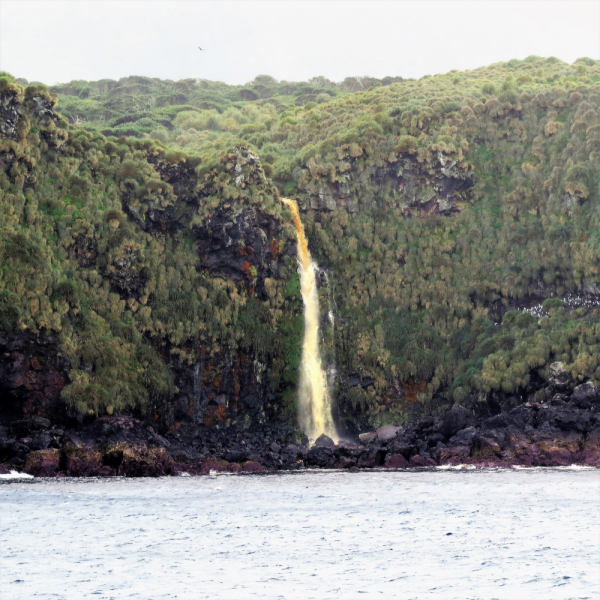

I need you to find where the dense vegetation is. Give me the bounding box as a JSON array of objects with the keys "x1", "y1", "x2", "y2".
[{"x1": 3, "y1": 56, "x2": 600, "y2": 432}]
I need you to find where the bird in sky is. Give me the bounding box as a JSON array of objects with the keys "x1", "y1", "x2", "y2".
[{"x1": 198, "y1": 46, "x2": 203, "y2": 51}]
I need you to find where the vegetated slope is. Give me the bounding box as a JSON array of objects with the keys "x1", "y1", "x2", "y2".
[
  {"x1": 2, "y1": 56, "x2": 600, "y2": 436},
  {"x1": 0, "y1": 78, "x2": 305, "y2": 433}
]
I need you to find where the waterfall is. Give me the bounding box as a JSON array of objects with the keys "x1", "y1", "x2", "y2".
[{"x1": 281, "y1": 198, "x2": 337, "y2": 443}]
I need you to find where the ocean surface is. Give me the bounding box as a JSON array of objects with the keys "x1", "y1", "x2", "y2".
[{"x1": 1, "y1": 469, "x2": 599, "y2": 600}]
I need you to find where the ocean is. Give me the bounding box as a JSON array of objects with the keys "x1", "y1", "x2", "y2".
[{"x1": 1, "y1": 469, "x2": 599, "y2": 599}]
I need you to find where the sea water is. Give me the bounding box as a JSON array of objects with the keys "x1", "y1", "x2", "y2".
[{"x1": 1, "y1": 469, "x2": 599, "y2": 599}]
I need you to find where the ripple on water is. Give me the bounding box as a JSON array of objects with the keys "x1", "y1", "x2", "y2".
[{"x1": 0, "y1": 470, "x2": 599, "y2": 600}]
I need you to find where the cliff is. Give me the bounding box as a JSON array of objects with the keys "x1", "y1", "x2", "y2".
[{"x1": 1, "y1": 57, "x2": 600, "y2": 474}]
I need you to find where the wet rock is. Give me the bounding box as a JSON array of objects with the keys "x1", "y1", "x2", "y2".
[
  {"x1": 64, "y1": 447, "x2": 114, "y2": 477},
  {"x1": 358, "y1": 432, "x2": 377, "y2": 443},
  {"x1": 377, "y1": 425, "x2": 402, "y2": 441},
  {"x1": 409, "y1": 455, "x2": 436, "y2": 467},
  {"x1": 442, "y1": 406, "x2": 476, "y2": 439},
  {"x1": 581, "y1": 427, "x2": 600, "y2": 466},
  {"x1": 533, "y1": 441, "x2": 576, "y2": 467},
  {"x1": 314, "y1": 434, "x2": 335, "y2": 448},
  {"x1": 23, "y1": 449, "x2": 60, "y2": 477},
  {"x1": 119, "y1": 446, "x2": 172, "y2": 477},
  {"x1": 239, "y1": 460, "x2": 267, "y2": 473},
  {"x1": 333, "y1": 456, "x2": 355, "y2": 469},
  {"x1": 384, "y1": 454, "x2": 409, "y2": 468},
  {"x1": 306, "y1": 446, "x2": 335, "y2": 468},
  {"x1": 437, "y1": 446, "x2": 470, "y2": 465},
  {"x1": 270, "y1": 442, "x2": 281, "y2": 454},
  {"x1": 199, "y1": 458, "x2": 232, "y2": 474},
  {"x1": 356, "y1": 447, "x2": 386, "y2": 468}
]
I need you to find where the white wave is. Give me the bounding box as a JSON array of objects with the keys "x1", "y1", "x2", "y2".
[{"x1": 0, "y1": 470, "x2": 34, "y2": 479}]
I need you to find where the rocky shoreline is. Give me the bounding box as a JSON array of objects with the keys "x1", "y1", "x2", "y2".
[{"x1": 1, "y1": 363, "x2": 599, "y2": 477}]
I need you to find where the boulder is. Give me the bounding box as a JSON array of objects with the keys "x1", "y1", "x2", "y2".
[
  {"x1": 386, "y1": 437, "x2": 416, "y2": 459},
  {"x1": 384, "y1": 454, "x2": 409, "y2": 468},
  {"x1": 533, "y1": 441, "x2": 575, "y2": 467},
  {"x1": 356, "y1": 447, "x2": 386, "y2": 468},
  {"x1": 377, "y1": 425, "x2": 403, "y2": 441},
  {"x1": 64, "y1": 447, "x2": 114, "y2": 477},
  {"x1": 358, "y1": 432, "x2": 377, "y2": 443},
  {"x1": 306, "y1": 446, "x2": 335, "y2": 468},
  {"x1": 314, "y1": 434, "x2": 335, "y2": 448},
  {"x1": 442, "y1": 406, "x2": 476, "y2": 439},
  {"x1": 119, "y1": 445, "x2": 172, "y2": 477},
  {"x1": 30, "y1": 416, "x2": 51, "y2": 430},
  {"x1": 448, "y1": 426, "x2": 477, "y2": 447},
  {"x1": 548, "y1": 362, "x2": 574, "y2": 392},
  {"x1": 23, "y1": 449, "x2": 60, "y2": 477},
  {"x1": 29, "y1": 433, "x2": 52, "y2": 450},
  {"x1": 572, "y1": 382, "x2": 597, "y2": 405}
]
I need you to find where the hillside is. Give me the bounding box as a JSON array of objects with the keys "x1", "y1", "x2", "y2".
[{"x1": 1, "y1": 57, "x2": 600, "y2": 473}]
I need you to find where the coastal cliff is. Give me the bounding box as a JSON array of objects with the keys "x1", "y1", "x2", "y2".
[{"x1": 1, "y1": 57, "x2": 600, "y2": 474}]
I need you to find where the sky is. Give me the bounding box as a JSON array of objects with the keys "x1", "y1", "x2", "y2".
[{"x1": 1, "y1": 0, "x2": 599, "y2": 85}]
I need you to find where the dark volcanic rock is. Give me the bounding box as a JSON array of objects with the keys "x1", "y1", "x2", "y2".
[
  {"x1": 306, "y1": 445, "x2": 335, "y2": 468},
  {"x1": 384, "y1": 453, "x2": 409, "y2": 468},
  {"x1": 448, "y1": 426, "x2": 477, "y2": 447},
  {"x1": 314, "y1": 434, "x2": 335, "y2": 448},
  {"x1": 0, "y1": 332, "x2": 69, "y2": 423},
  {"x1": 409, "y1": 455, "x2": 436, "y2": 467},
  {"x1": 441, "y1": 406, "x2": 476, "y2": 439},
  {"x1": 119, "y1": 446, "x2": 172, "y2": 477},
  {"x1": 64, "y1": 446, "x2": 114, "y2": 477},
  {"x1": 23, "y1": 449, "x2": 60, "y2": 477},
  {"x1": 572, "y1": 383, "x2": 597, "y2": 405},
  {"x1": 356, "y1": 447, "x2": 386, "y2": 468}
]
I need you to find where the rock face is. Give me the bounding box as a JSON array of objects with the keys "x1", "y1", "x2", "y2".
[
  {"x1": 194, "y1": 207, "x2": 286, "y2": 301},
  {"x1": 0, "y1": 332, "x2": 69, "y2": 423},
  {"x1": 302, "y1": 152, "x2": 474, "y2": 217}
]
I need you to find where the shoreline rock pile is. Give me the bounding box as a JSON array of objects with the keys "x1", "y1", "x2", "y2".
[{"x1": 1, "y1": 364, "x2": 598, "y2": 477}]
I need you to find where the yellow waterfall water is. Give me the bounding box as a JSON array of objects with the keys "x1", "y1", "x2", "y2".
[{"x1": 281, "y1": 198, "x2": 337, "y2": 443}]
